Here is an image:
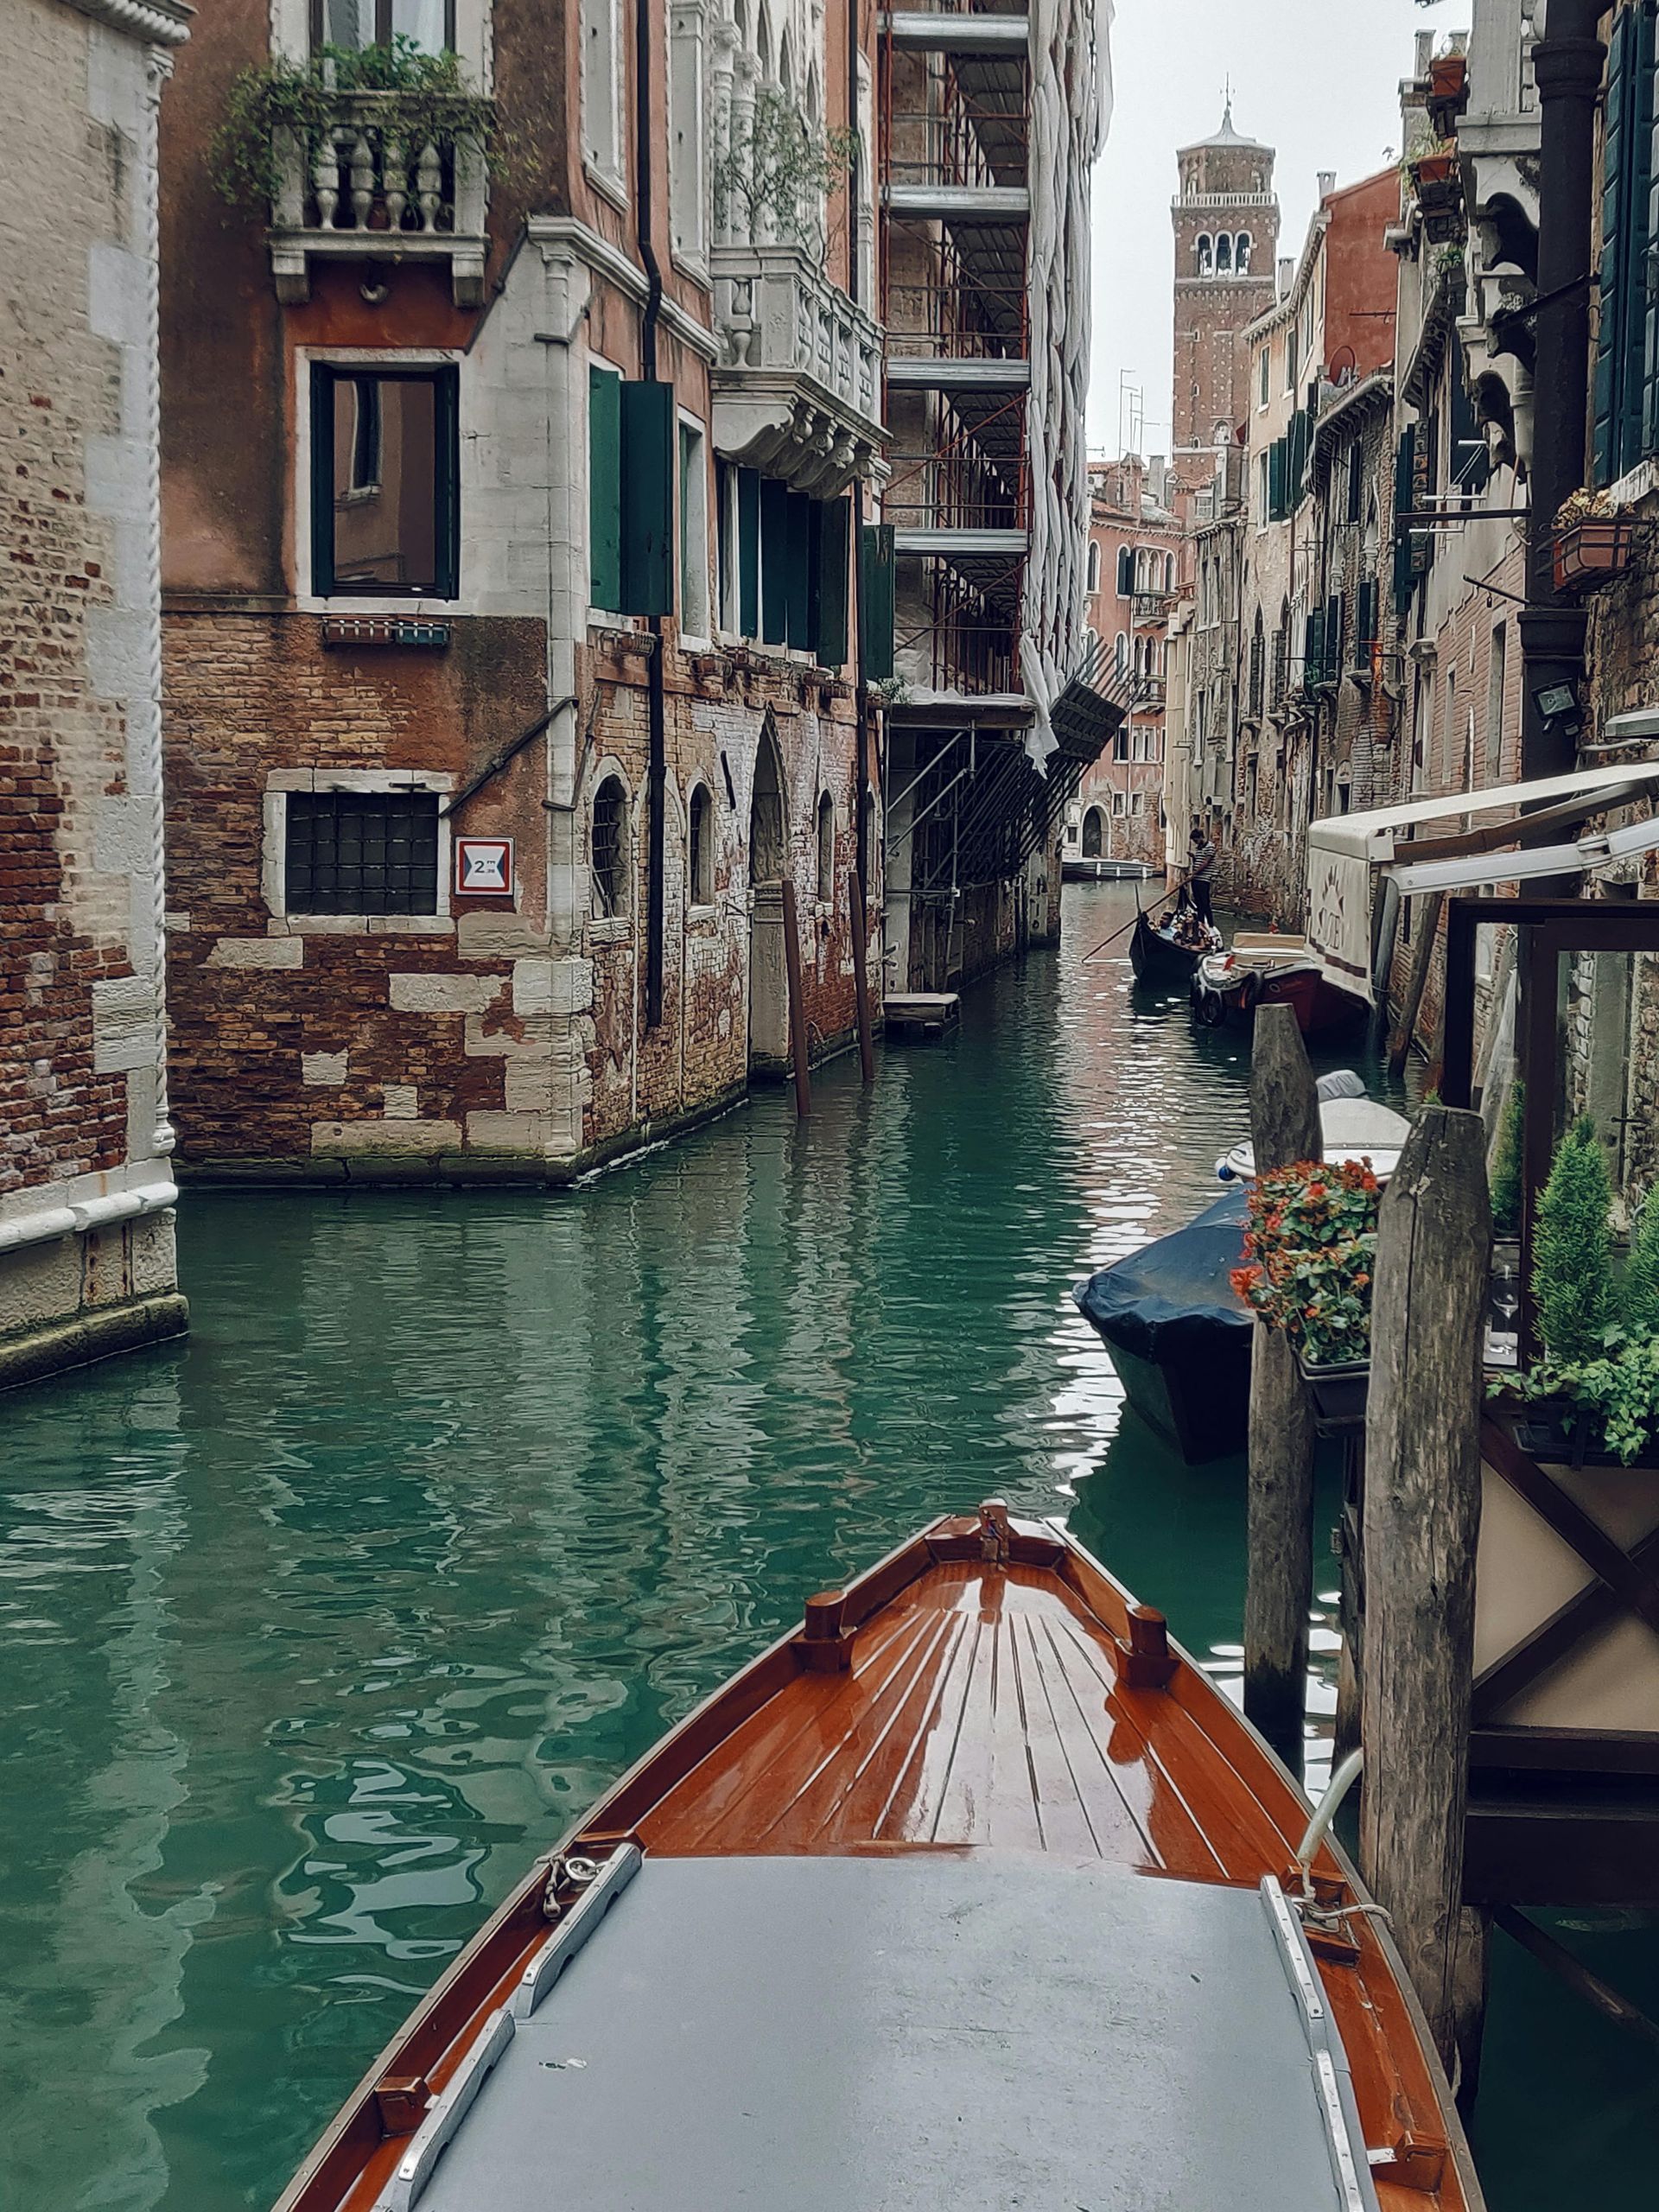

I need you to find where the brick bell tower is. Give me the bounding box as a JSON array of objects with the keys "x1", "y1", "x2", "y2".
[{"x1": 1172, "y1": 103, "x2": 1280, "y2": 464}]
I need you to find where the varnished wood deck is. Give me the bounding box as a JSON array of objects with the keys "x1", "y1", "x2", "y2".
[{"x1": 280, "y1": 1515, "x2": 1483, "y2": 2212}]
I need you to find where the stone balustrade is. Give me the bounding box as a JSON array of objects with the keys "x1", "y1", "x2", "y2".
[
  {"x1": 269, "y1": 92, "x2": 488, "y2": 308},
  {"x1": 711, "y1": 243, "x2": 887, "y2": 497}
]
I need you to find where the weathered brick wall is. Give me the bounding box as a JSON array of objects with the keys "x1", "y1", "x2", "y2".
[{"x1": 2, "y1": 0, "x2": 185, "y2": 1378}]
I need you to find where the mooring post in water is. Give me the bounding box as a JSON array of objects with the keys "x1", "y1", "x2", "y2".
[
  {"x1": 848, "y1": 869, "x2": 876, "y2": 1087},
  {"x1": 1360, "y1": 1105, "x2": 1491, "y2": 2090},
  {"x1": 1243, "y1": 1003, "x2": 1322, "y2": 1777},
  {"x1": 780, "y1": 875, "x2": 812, "y2": 1120}
]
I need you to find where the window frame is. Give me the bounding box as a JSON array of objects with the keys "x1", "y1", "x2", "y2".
[
  {"x1": 304, "y1": 356, "x2": 461, "y2": 607},
  {"x1": 581, "y1": 0, "x2": 627, "y2": 200},
  {"x1": 816, "y1": 791, "x2": 836, "y2": 906},
  {"x1": 678, "y1": 413, "x2": 712, "y2": 643},
  {"x1": 308, "y1": 0, "x2": 458, "y2": 52},
  {"x1": 262, "y1": 770, "x2": 454, "y2": 933},
  {"x1": 591, "y1": 772, "x2": 632, "y2": 925},
  {"x1": 687, "y1": 780, "x2": 715, "y2": 912}
]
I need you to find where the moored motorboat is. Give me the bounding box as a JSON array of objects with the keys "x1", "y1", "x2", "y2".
[
  {"x1": 277, "y1": 1506, "x2": 1484, "y2": 2212},
  {"x1": 1072, "y1": 1188, "x2": 1252, "y2": 1463},
  {"x1": 1192, "y1": 931, "x2": 1369, "y2": 1039},
  {"x1": 1129, "y1": 904, "x2": 1224, "y2": 985}
]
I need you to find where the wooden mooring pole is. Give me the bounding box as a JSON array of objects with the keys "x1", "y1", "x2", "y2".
[
  {"x1": 1389, "y1": 890, "x2": 1444, "y2": 1078},
  {"x1": 780, "y1": 876, "x2": 812, "y2": 1121},
  {"x1": 1243, "y1": 1003, "x2": 1321, "y2": 1776},
  {"x1": 1360, "y1": 1104, "x2": 1491, "y2": 2088},
  {"x1": 848, "y1": 869, "x2": 876, "y2": 1086}
]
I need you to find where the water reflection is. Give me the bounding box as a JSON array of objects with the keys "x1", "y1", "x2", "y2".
[{"x1": 0, "y1": 884, "x2": 1642, "y2": 2210}]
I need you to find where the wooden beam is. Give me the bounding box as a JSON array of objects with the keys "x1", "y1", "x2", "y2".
[
  {"x1": 1242, "y1": 1004, "x2": 1321, "y2": 1775},
  {"x1": 1482, "y1": 1420, "x2": 1659, "y2": 1643},
  {"x1": 1361, "y1": 1106, "x2": 1491, "y2": 2074},
  {"x1": 1471, "y1": 1520, "x2": 1659, "y2": 1724},
  {"x1": 1494, "y1": 1907, "x2": 1659, "y2": 2049},
  {"x1": 1389, "y1": 890, "x2": 1444, "y2": 1077},
  {"x1": 849, "y1": 868, "x2": 876, "y2": 1086}
]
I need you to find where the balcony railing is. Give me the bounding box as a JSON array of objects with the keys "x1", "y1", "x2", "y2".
[
  {"x1": 1132, "y1": 589, "x2": 1174, "y2": 625},
  {"x1": 711, "y1": 244, "x2": 887, "y2": 496},
  {"x1": 270, "y1": 92, "x2": 488, "y2": 307}
]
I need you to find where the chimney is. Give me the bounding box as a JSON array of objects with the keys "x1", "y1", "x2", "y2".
[
  {"x1": 1278, "y1": 255, "x2": 1294, "y2": 297},
  {"x1": 1318, "y1": 170, "x2": 1336, "y2": 200},
  {"x1": 1414, "y1": 29, "x2": 1434, "y2": 79}
]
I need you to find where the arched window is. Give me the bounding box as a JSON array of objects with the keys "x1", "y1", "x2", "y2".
[
  {"x1": 1215, "y1": 233, "x2": 1233, "y2": 275},
  {"x1": 1086, "y1": 538, "x2": 1101, "y2": 594},
  {"x1": 688, "y1": 782, "x2": 714, "y2": 906},
  {"x1": 816, "y1": 791, "x2": 836, "y2": 903},
  {"x1": 592, "y1": 776, "x2": 628, "y2": 917},
  {"x1": 1196, "y1": 233, "x2": 1213, "y2": 277},
  {"x1": 1081, "y1": 807, "x2": 1104, "y2": 859},
  {"x1": 1249, "y1": 610, "x2": 1265, "y2": 718},
  {"x1": 1235, "y1": 232, "x2": 1252, "y2": 274},
  {"x1": 1114, "y1": 632, "x2": 1128, "y2": 673},
  {"x1": 1271, "y1": 596, "x2": 1290, "y2": 710}
]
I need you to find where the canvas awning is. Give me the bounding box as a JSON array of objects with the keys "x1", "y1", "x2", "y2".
[{"x1": 1305, "y1": 762, "x2": 1659, "y2": 1000}]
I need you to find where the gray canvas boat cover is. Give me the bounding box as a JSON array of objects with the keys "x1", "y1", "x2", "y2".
[{"x1": 380, "y1": 1852, "x2": 1381, "y2": 2212}]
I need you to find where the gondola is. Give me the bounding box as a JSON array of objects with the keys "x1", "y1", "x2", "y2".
[
  {"x1": 1192, "y1": 933, "x2": 1370, "y2": 1039},
  {"x1": 276, "y1": 1506, "x2": 1484, "y2": 2212},
  {"x1": 1128, "y1": 903, "x2": 1221, "y2": 985}
]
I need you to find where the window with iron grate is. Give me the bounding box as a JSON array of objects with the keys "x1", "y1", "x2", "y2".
[{"x1": 283, "y1": 791, "x2": 440, "y2": 915}]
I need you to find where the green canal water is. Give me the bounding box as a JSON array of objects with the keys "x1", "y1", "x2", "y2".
[{"x1": 3, "y1": 884, "x2": 1655, "y2": 2209}]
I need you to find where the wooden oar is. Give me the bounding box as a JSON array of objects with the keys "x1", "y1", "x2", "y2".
[{"x1": 1081, "y1": 873, "x2": 1192, "y2": 963}]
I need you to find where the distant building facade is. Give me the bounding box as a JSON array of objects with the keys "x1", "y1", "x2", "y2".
[{"x1": 1, "y1": 0, "x2": 191, "y2": 1389}]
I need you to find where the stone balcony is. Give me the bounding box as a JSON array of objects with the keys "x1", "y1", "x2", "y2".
[
  {"x1": 710, "y1": 244, "x2": 887, "y2": 498},
  {"x1": 269, "y1": 93, "x2": 489, "y2": 308}
]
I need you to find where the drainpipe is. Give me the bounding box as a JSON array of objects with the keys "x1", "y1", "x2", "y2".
[
  {"x1": 849, "y1": 0, "x2": 873, "y2": 900},
  {"x1": 1520, "y1": 0, "x2": 1605, "y2": 783},
  {"x1": 637, "y1": 0, "x2": 669, "y2": 1027}
]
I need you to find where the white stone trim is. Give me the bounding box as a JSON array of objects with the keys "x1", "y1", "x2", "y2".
[
  {"x1": 527, "y1": 218, "x2": 721, "y2": 364},
  {"x1": 62, "y1": 0, "x2": 190, "y2": 47},
  {"x1": 293, "y1": 346, "x2": 466, "y2": 614},
  {"x1": 262, "y1": 769, "x2": 454, "y2": 929}
]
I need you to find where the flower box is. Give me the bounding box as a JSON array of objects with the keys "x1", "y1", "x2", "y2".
[
  {"x1": 1428, "y1": 54, "x2": 1469, "y2": 133},
  {"x1": 1294, "y1": 1351, "x2": 1370, "y2": 1436},
  {"x1": 1552, "y1": 518, "x2": 1635, "y2": 596}
]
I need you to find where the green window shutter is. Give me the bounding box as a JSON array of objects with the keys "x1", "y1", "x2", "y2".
[
  {"x1": 1357, "y1": 577, "x2": 1378, "y2": 653},
  {"x1": 1268, "y1": 437, "x2": 1287, "y2": 521},
  {"x1": 434, "y1": 365, "x2": 461, "y2": 600},
  {"x1": 588, "y1": 366, "x2": 622, "y2": 611},
  {"x1": 859, "y1": 522, "x2": 895, "y2": 680},
  {"x1": 309, "y1": 365, "x2": 335, "y2": 597},
  {"x1": 1305, "y1": 607, "x2": 1325, "y2": 687},
  {"x1": 1450, "y1": 335, "x2": 1491, "y2": 496},
  {"x1": 738, "y1": 467, "x2": 761, "y2": 639},
  {"x1": 785, "y1": 492, "x2": 813, "y2": 649},
  {"x1": 1325, "y1": 592, "x2": 1344, "y2": 677},
  {"x1": 620, "y1": 380, "x2": 675, "y2": 616},
  {"x1": 1596, "y1": 6, "x2": 1646, "y2": 485},
  {"x1": 760, "y1": 478, "x2": 791, "y2": 645},
  {"x1": 814, "y1": 498, "x2": 851, "y2": 668}
]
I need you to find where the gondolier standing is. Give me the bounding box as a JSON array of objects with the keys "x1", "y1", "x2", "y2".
[{"x1": 1189, "y1": 824, "x2": 1217, "y2": 927}]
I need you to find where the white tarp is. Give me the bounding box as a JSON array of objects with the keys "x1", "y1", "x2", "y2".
[{"x1": 1305, "y1": 761, "x2": 1659, "y2": 1000}]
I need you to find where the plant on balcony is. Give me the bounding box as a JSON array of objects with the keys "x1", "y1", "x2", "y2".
[
  {"x1": 1550, "y1": 486, "x2": 1634, "y2": 594},
  {"x1": 715, "y1": 88, "x2": 856, "y2": 261},
  {"x1": 1230, "y1": 1159, "x2": 1382, "y2": 1371},
  {"x1": 212, "y1": 38, "x2": 503, "y2": 213},
  {"x1": 1533, "y1": 1115, "x2": 1613, "y2": 1365},
  {"x1": 1490, "y1": 1077, "x2": 1524, "y2": 1239}
]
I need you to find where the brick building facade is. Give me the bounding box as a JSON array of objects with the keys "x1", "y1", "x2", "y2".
[
  {"x1": 1170, "y1": 109, "x2": 1278, "y2": 468},
  {"x1": 1066, "y1": 454, "x2": 1182, "y2": 870},
  {"x1": 160, "y1": 0, "x2": 886, "y2": 1182},
  {"x1": 1, "y1": 0, "x2": 191, "y2": 1388}
]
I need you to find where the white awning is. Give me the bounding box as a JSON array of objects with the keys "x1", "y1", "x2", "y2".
[{"x1": 1305, "y1": 763, "x2": 1659, "y2": 1000}]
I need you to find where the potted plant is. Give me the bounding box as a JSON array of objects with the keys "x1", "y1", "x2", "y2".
[
  {"x1": 1501, "y1": 1120, "x2": 1659, "y2": 1465},
  {"x1": 1551, "y1": 487, "x2": 1635, "y2": 594},
  {"x1": 1230, "y1": 1160, "x2": 1382, "y2": 1431}
]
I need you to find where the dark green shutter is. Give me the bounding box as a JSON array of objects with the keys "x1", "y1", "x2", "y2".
[
  {"x1": 434, "y1": 365, "x2": 461, "y2": 599},
  {"x1": 814, "y1": 498, "x2": 851, "y2": 668},
  {"x1": 1268, "y1": 437, "x2": 1287, "y2": 521},
  {"x1": 1596, "y1": 6, "x2": 1655, "y2": 483},
  {"x1": 738, "y1": 468, "x2": 761, "y2": 638},
  {"x1": 859, "y1": 522, "x2": 895, "y2": 679},
  {"x1": 1325, "y1": 592, "x2": 1344, "y2": 677},
  {"x1": 1305, "y1": 607, "x2": 1325, "y2": 688},
  {"x1": 1450, "y1": 336, "x2": 1491, "y2": 495},
  {"x1": 785, "y1": 493, "x2": 813, "y2": 648},
  {"x1": 760, "y1": 478, "x2": 790, "y2": 644},
  {"x1": 588, "y1": 366, "x2": 622, "y2": 611},
  {"x1": 1357, "y1": 577, "x2": 1378, "y2": 654},
  {"x1": 620, "y1": 380, "x2": 675, "y2": 616},
  {"x1": 310, "y1": 365, "x2": 335, "y2": 597}
]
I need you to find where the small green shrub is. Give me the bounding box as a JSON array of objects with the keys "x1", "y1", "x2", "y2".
[
  {"x1": 1531, "y1": 1114, "x2": 1613, "y2": 1367},
  {"x1": 1624, "y1": 1186, "x2": 1659, "y2": 1340}
]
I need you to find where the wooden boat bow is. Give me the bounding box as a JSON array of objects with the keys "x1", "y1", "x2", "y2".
[{"x1": 276, "y1": 1505, "x2": 1483, "y2": 2212}]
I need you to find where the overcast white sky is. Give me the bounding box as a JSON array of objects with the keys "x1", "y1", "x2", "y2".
[{"x1": 1088, "y1": 0, "x2": 1452, "y2": 456}]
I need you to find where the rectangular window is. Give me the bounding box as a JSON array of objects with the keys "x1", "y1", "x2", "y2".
[
  {"x1": 1256, "y1": 452, "x2": 1268, "y2": 524},
  {"x1": 310, "y1": 364, "x2": 458, "y2": 600},
  {"x1": 679, "y1": 418, "x2": 710, "y2": 638},
  {"x1": 581, "y1": 0, "x2": 625, "y2": 183},
  {"x1": 1487, "y1": 621, "x2": 1507, "y2": 779},
  {"x1": 669, "y1": 1, "x2": 708, "y2": 265},
  {"x1": 1258, "y1": 346, "x2": 1269, "y2": 407},
  {"x1": 284, "y1": 791, "x2": 440, "y2": 915},
  {"x1": 311, "y1": 0, "x2": 454, "y2": 54},
  {"x1": 1595, "y1": 1, "x2": 1656, "y2": 481}
]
